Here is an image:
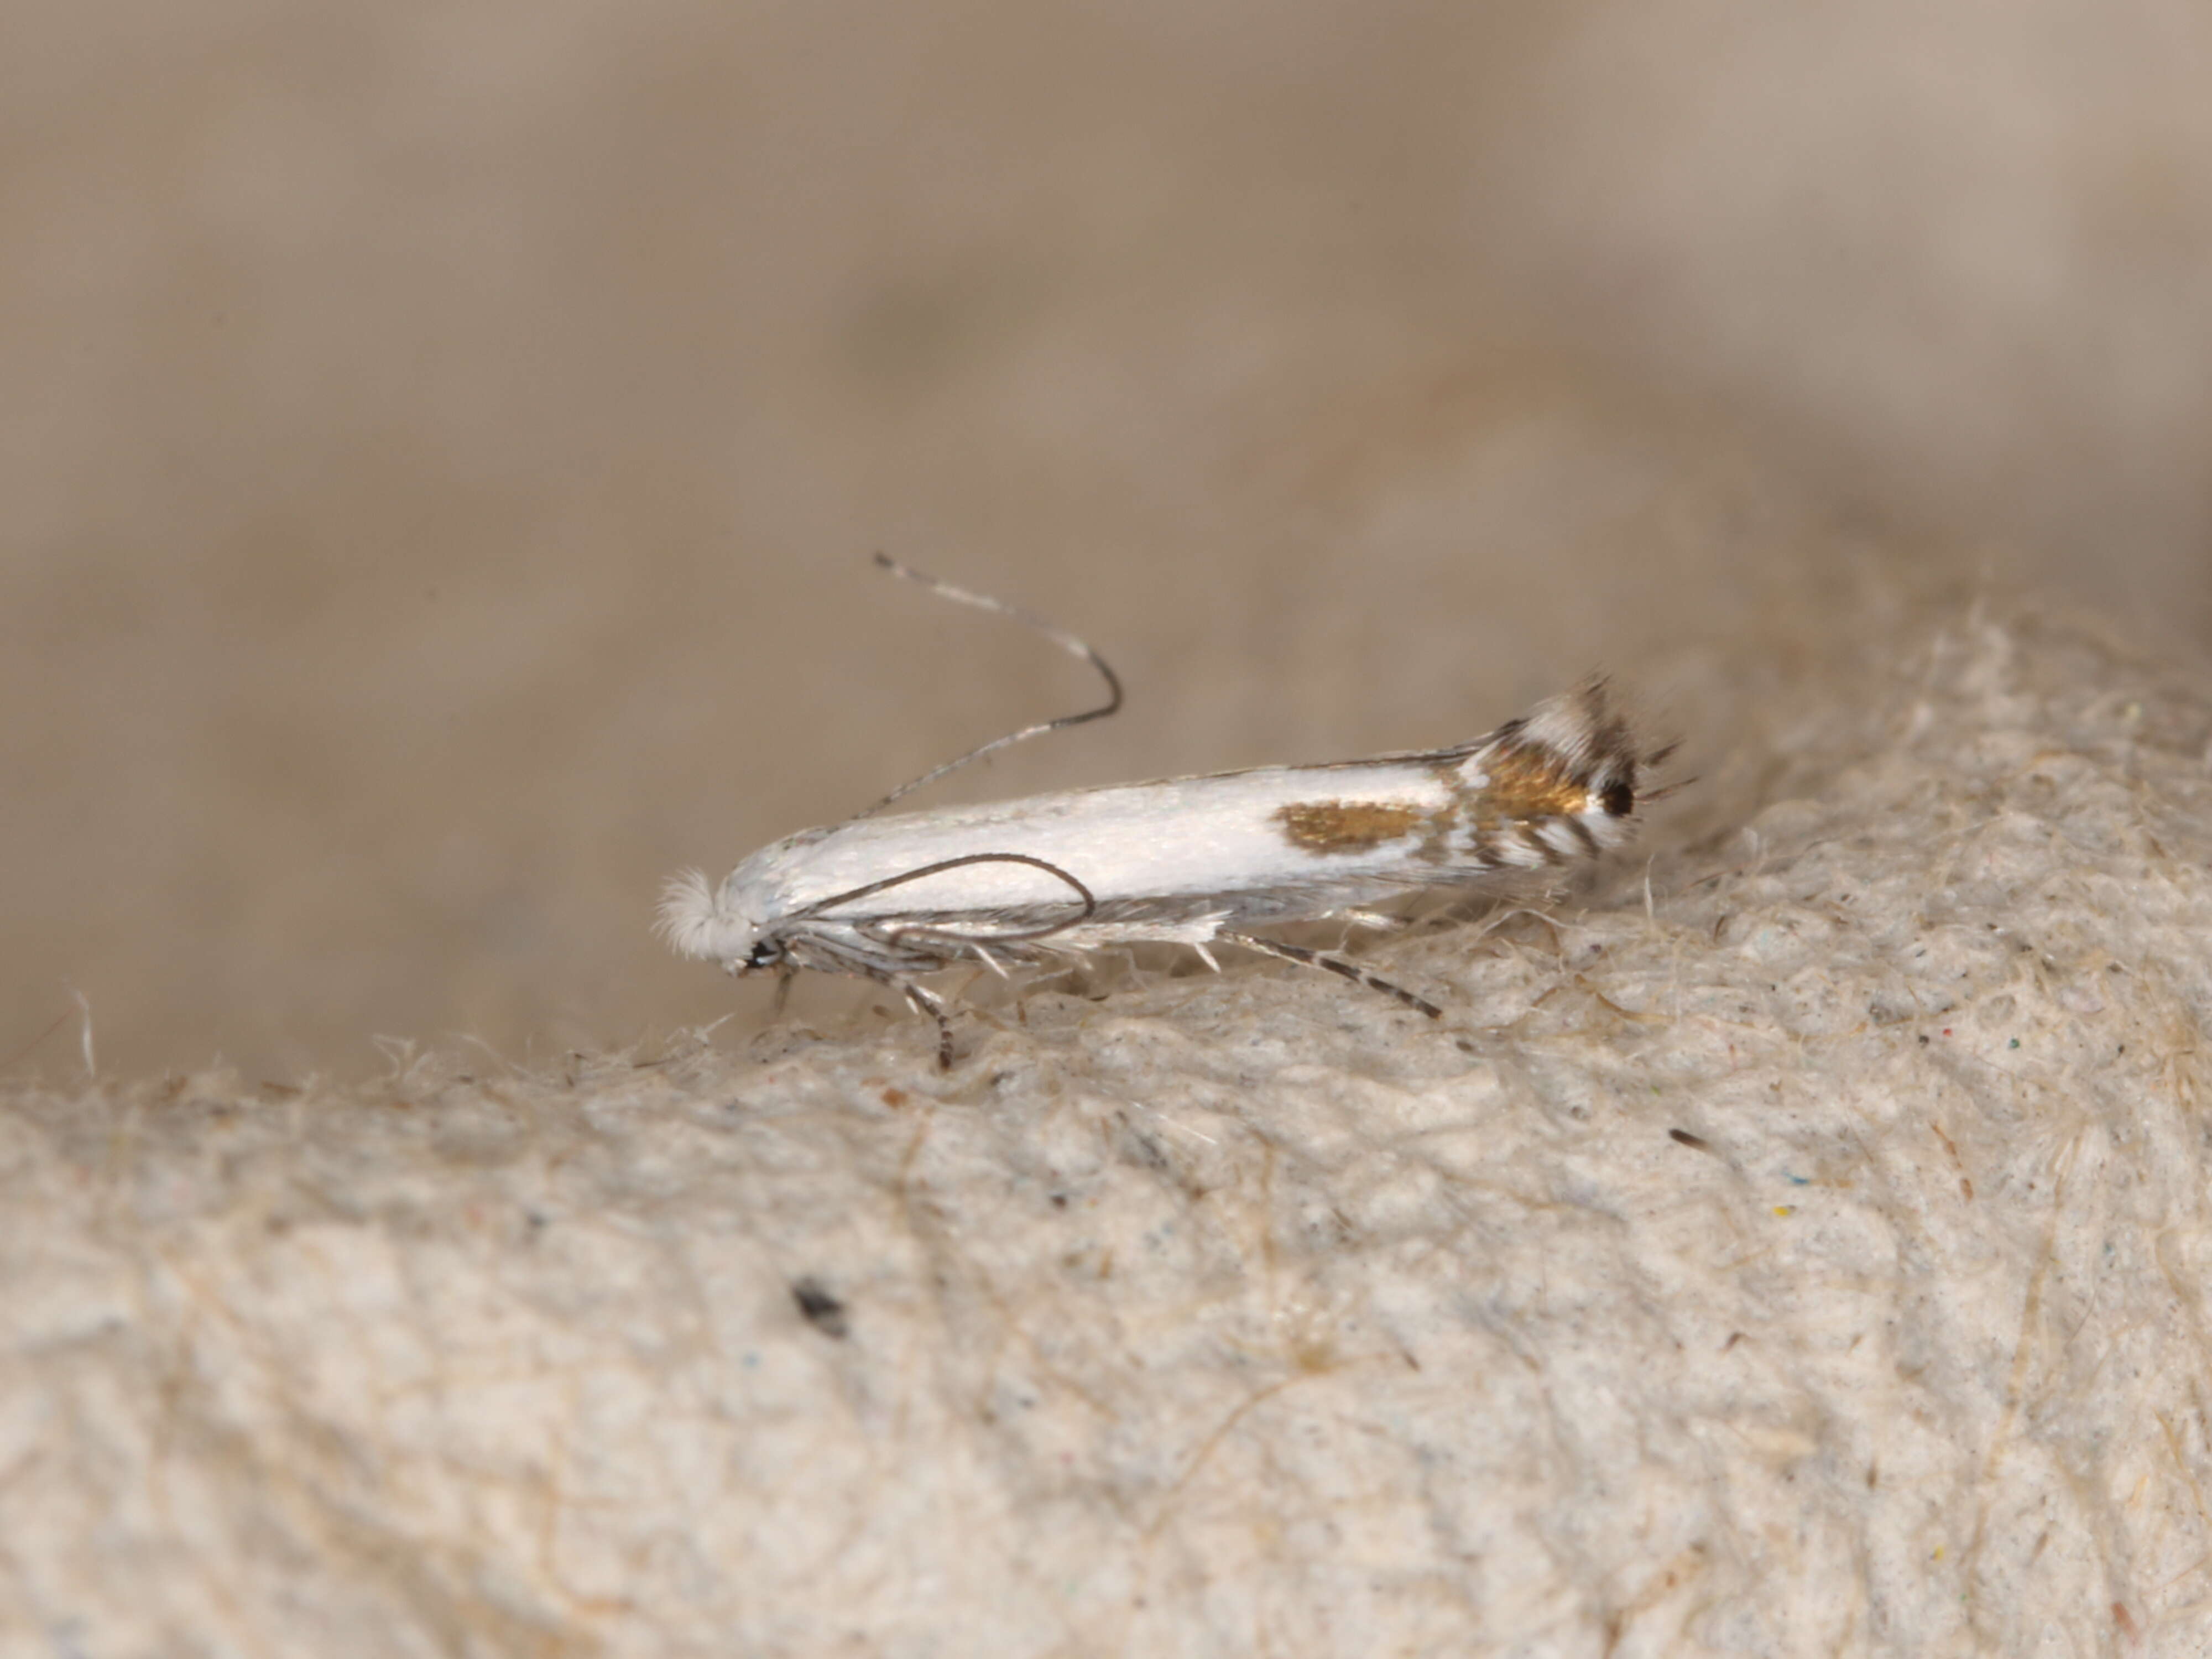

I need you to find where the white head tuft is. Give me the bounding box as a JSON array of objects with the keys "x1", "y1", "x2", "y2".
[{"x1": 656, "y1": 868, "x2": 758, "y2": 966}]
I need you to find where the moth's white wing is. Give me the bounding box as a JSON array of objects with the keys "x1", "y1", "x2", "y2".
[
  {"x1": 742, "y1": 759, "x2": 1462, "y2": 924},
  {"x1": 662, "y1": 677, "x2": 1656, "y2": 966}
]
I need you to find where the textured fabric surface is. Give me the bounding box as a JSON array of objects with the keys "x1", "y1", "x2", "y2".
[{"x1": 8, "y1": 609, "x2": 2209, "y2": 1655}]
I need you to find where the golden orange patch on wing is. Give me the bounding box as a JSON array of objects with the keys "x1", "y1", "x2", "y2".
[
  {"x1": 1275, "y1": 799, "x2": 1426, "y2": 854},
  {"x1": 1479, "y1": 740, "x2": 1592, "y2": 821}
]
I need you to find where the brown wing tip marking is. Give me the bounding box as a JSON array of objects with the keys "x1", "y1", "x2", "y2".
[
  {"x1": 1479, "y1": 741, "x2": 1597, "y2": 822},
  {"x1": 1481, "y1": 677, "x2": 1651, "y2": 823}
]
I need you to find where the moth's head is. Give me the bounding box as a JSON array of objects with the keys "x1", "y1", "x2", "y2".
[{"x1": 655, "y1": 868, "x2": 784, "y2": 974}]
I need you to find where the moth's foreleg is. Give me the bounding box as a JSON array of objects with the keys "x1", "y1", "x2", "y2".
[{"x1": 1220, "y1": 931, "x2": 1443, "y2": 1020}]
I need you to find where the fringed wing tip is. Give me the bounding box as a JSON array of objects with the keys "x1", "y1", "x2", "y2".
[{"x1": 1516, "y1": 676, "x2": 1637, "y2": 770}]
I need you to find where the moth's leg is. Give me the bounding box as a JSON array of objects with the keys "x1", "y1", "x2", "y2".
[
  {"x1": 1337, "y1": 907, "x2": 1408, "y2": 932},
  {"x1": 874, "y1": 926, "x2": 1026, "y2": 1001},
  {"x1": 865, "y1": 971, "x2": 956, "y2": 1069},
  {"x1": 1191, "y1": 941, "x2": 1222, "y2": 973},
  {"x1": 1220, "y1": 931, "x2": 1443, "y2": 1019},
  {"x1": 1037, "y1": 946, "x2": 1135, "y2": 998},
  {"x1": 1016, "y1": 957, "x2": 1079, "y2": 995},
  {"x1": 770, "y1": 967, "x2": 797, "y2": 1017}
]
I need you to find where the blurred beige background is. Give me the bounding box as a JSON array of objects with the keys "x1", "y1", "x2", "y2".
[{"x1": 5, "y1": 0, "x2": 2209, "y2": 1079}]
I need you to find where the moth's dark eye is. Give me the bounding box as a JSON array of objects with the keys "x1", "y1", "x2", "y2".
[
  {"x1": 1599, "y1": 779, "x2": 1635, "y2": 818},
  {"x1": 747, "y1": 941, "x2": 782, "y2": 970}
]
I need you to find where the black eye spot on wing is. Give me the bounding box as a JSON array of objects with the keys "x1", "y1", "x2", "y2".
[{"x1": 1600, "y1": 779, "x2": 1635, "y2": 818}]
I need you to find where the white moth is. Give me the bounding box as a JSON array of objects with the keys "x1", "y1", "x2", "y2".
[{"x1": 661, "y1": 557, "x2": 1668, "y2": 1067}]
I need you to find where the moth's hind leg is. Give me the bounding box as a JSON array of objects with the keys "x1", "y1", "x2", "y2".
[
  {"x1": 864, "y1": 969, "x2": 958, "y2": 1069},
  {"x1": 1220, "y1": 931, "x2": 1444, "y2": 1020}
]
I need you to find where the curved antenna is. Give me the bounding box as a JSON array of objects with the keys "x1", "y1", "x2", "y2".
[
  {"x1": 792, "y1": 851, "x2": 1097, "y2": 940},
  {"x1": 855, "y1": 553, "x2": 1123, "y2": 818}
]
